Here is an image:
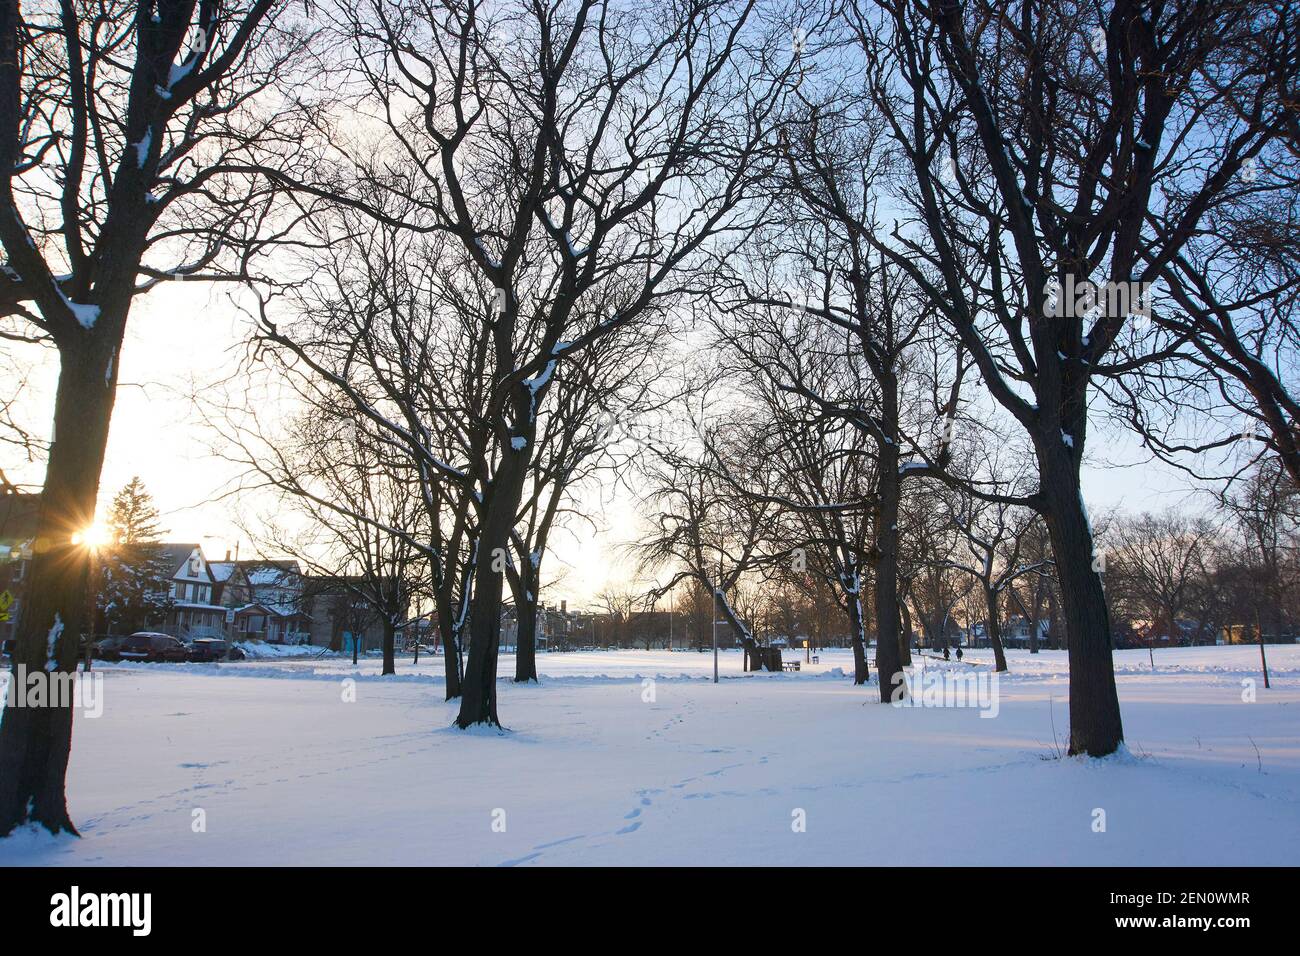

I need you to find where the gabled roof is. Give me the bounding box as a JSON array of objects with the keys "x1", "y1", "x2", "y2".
[{"x1": 157, "y1": 543, "x2": 212, "y2": 581}]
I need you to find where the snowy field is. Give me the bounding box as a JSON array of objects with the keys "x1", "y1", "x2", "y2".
[{"x1": 1, "y1": 645, "x2": 1297, "y2": 866}]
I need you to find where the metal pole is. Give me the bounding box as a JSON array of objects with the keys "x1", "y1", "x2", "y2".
[
  {"x1": 668, "y1": 591, "x2": 673, "y2": 651},
  {"x1": 1256, "y1": 607, "x2": 1271, "y2": 690},
  {"x1": 713, "y1": 553, "x2": 720, "y2": 683}
]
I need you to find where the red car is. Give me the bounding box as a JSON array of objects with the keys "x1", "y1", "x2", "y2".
[
  {"x1": 187, "y1": 638, "x2": 245, "y2": 662},
  {"x1": 118, "y1": 632, "x2": 190, "y2": 663}
]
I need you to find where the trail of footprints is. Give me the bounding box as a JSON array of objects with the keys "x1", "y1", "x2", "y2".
[{"x1": 499, "y1": 752, "x2": 773, "y2": 866}]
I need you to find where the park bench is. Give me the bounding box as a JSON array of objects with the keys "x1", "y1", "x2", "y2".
[{"x1": 782, "y1": 660, "x2": 800, "y2": 672}]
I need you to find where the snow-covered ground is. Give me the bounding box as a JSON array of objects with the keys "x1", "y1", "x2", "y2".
[{"x1": 1, "y1": 645, "x2": 1296, "y2": 865}]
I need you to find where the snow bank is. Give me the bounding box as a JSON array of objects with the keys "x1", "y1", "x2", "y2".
[{"x1": 234, "y1": 641, "x2": 335, "y2": 660}]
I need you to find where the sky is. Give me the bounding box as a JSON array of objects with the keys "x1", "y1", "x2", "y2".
[{"x1": 6, "y1": 281, "x2": 1210, "y2": 610}]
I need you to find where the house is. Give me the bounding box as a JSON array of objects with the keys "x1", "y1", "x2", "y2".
[
  {"x1": 155, "y1": 544, "x2": 227, "y2": 640},
  {"x1": 1132, "y1": 618, "x2": 1209, "y2": 648},
  {"x1": 0, "y1": 492, "x2": 39, "y2": 648},
  {"x1": 1221, "y1": 623, "x2": 1298, "y2": 645},
  {"x1": 966, "y1": 616, "x2": 1051, "y2": 648},
  {"x1": 210, "y1": 557, "x2": 311, "y2": 644}
]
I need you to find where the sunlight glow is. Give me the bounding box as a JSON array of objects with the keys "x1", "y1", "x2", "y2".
[{"x1": 71, "y1": 522, "x2": 113, "y2": 550}]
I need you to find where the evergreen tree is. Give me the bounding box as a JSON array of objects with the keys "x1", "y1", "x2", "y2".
[{"x1": 96, "y1": 478, "x2": 174, "y2": 635}]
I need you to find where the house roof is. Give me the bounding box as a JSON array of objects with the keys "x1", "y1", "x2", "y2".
[
  {"x1": 210, "y1": 559, "x2": 301, "y2": 585},
  {"x1": 209, "y1": 561, "x2": 238, "y2": 583},
  {"x1": 157, "y1": 543, "x2": 212, "y2": 581},
  {"x1": 232, "y1": 601, "x2": 311, "y2": 621}
]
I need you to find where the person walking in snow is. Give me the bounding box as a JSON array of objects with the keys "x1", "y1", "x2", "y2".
[
  {"x1": 943, "y1": 646, "x2": 950, "y2": 661},
  {"x1": 956, "y1": 647, "x2": 964, "y2": 662}
]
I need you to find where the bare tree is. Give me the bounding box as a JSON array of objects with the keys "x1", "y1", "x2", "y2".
[
  {"x1": 256, "y1": 0, "x2": 790, "y2": 727},
  {"x1": 505, "y1": 310, "x2": 666, "y2": 681},
  {"x1": 1102, "y1": 509, "x2": 1218, "y2": 658},
  {"x1": 711, "y1": 174, "x2": 969, "y2": 699},
  {"x1": 636, "y1": 403, "x2": 784, "y2": 669},
  {"x1": 943, "y1": 489, "x2": 1048, "y2": 672},
  {"x1": 705, "y1": 325, "x2": 880, "y2": 682},
  {"x1": 225, "y1": 407, "x2": 427, "y2": 676},
  {"x1": 1217, "y1": 458, "x2": 1300, "y2": 685},
  {"x1": 1118, "y1": 14, "x2": 1300, "y2": 485},
  {"x1": 0, "y1": 0, "x2": 319, "y2": 836},
  {"x1": 850, "y1": 0, "x2": 1295, "y2": 754}
]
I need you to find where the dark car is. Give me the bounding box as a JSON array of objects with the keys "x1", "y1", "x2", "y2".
[
  {"x1": 188, "y1": 638, "x2": 234, "y2": 662},
  {"x1": 92, "y1": 636, "x2": 128, "y2": 661},
  {"x1": 118, "y1": 632, "x2": 189, "y2": 663}
]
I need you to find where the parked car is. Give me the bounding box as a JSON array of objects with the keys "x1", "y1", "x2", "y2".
[
  {"x1": 187, "y1": 638, "x2": 242, "y2": 662},
  {"x1": 92, "y1": 636, "x2": 129, "y2": 661},
  {"x1": 118, "y1": 632, "x2": 189, "y2": 663}
]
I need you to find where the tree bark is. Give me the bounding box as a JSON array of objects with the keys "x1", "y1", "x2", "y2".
[
  {"x1": 434, "y1": 562, "x2": 465, "y2": 700},
  {"x1": 1037, "y1": 444, "x2": 1123, "y2": 756},
  {"x1": 845, "y1": 591, "x2": 870, "y2": 684},
  {"x1": 985, "y1": 587, "x2": 1008, "y2": 673},
  {"x1": 514, "y1": 587, "x2": 538, "y2": 683},
  {"x1": 456, "y1": 440, "x2": 531, "y2": 727},
  {"x1": 873, "y1": 422, "x2": 904, "y2": 703},
  {"x1": 381, "y1": 618, "x2": 396, "y2": 676},
  {"x1": 897, "y1": 600, "x2": 912, "y2": 666},
  {"x1": 444, "y1": 625, "x2": 463, "y2": 699},
  {"x1": 0, "y1": 337, "x2": 119, "y2": 836}
]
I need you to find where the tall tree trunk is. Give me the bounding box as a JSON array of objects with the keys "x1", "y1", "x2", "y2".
[
  {"x1": 441, "y1": 632, "x2": 462, "y2": 697},
  {"x1": 1037, "y1": 444, "x2": 1123, "y2": 756},
  {"x1": 0, "y1": 339, "x2": 118, "y2": 836},
  {"x1": 514, "y1": 585, "x2": 538, "y2": 683},
  {"x1": 1028, "y1": 592, "x2": 1040, "y2": 654},
  {"x1": 845, "y1": 589, "x2": 869, "y2": 684},
  {"x1": 873, "y1": 462, "x2": 904, "y2": 703},
  {"x1": 985, "y1": 587, "x2": 1008, "y2": 673},
  {"x1": 897, "y1": 600, "x2": 912, "y2": 666},
  {"x1": 456, "y1": 448, "x2": 530, "y2": 728},
  {"x1": 436, "y1": 559, "x2": 467, "y2": 700},
  {"x1": 381, "y1": 618, "x2": 396, "y2": 676}
]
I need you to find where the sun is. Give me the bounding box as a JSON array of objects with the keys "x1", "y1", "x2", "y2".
[{"x1": 72, "y1": 522, "x2": 113, "y2": 549}]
